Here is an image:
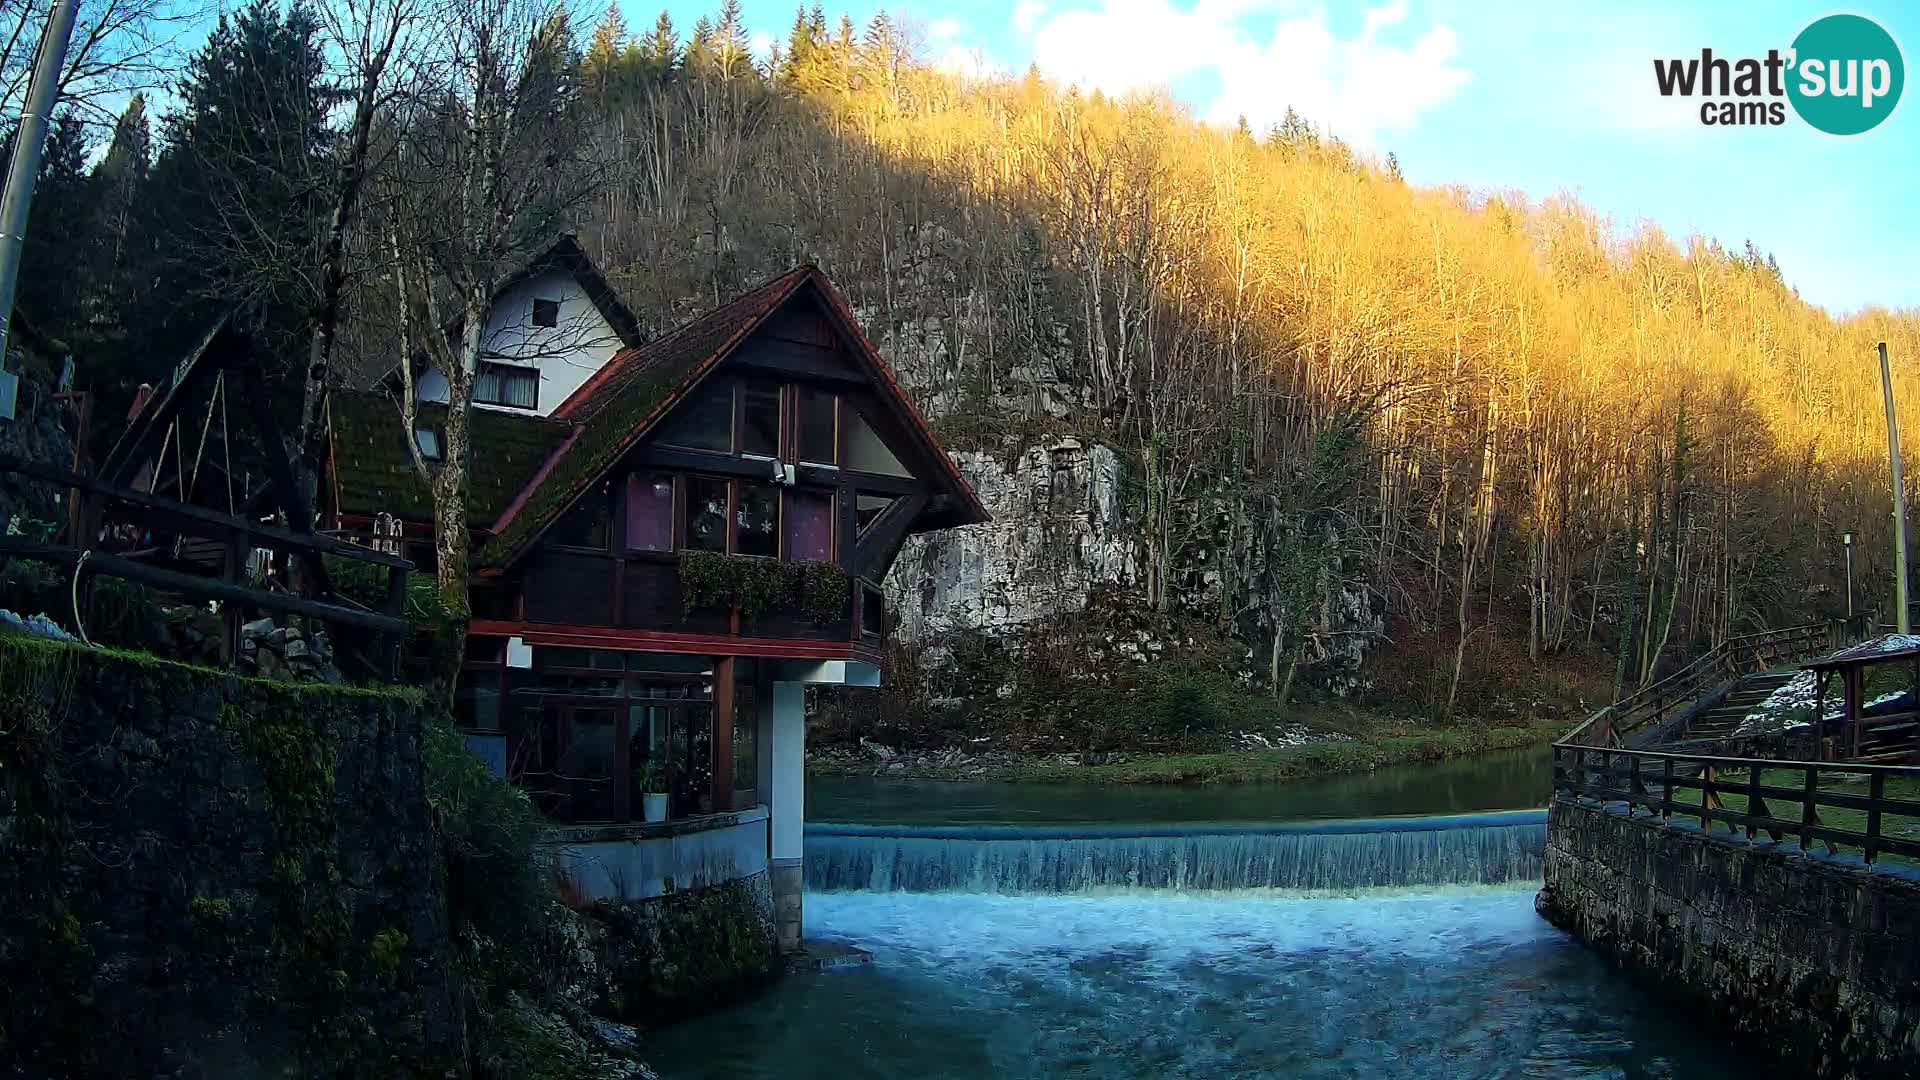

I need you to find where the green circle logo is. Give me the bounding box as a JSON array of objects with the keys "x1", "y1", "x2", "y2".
[{"x1": 1788, "y1": 14, "x2": 1904, "y2": 135}]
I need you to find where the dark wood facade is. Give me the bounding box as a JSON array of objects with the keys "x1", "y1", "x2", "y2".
[{"x1": 328, "y1": 263, "x2": 987, "y2": 825}]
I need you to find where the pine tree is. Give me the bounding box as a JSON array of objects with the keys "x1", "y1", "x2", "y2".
[
  {"x1": 1385, "y1": 151, "x2": 1403, "y2": 181},
  {"x1": 147, "y1": 0, "x2": 336, "y2": 368},
  {"x1": 685, "y1": 16, "x2": 716, "y2": 75},
  {"x1": 780, "y1": 4, "x2": 816, "y2": 86},
  {"x1": 714, "y1": 0, "x2": 748, "y2": 80},
  {"x1": 639, "y1": 10, "x2": 680, "y2": 80},
  {"x1": 583, "y1": 1, "x2": 630, "y2": 98},
  {"x1": 17, "y1": 111, "x2": 95, "y2": 336}
]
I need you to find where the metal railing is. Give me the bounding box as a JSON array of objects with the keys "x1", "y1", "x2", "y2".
[
  {"x1": 1561, "y1": 621, "x2": 1859, "y2": 748},
  {"x1": 1552, "y1": 744, "x2": 1920, "y2": 866}
]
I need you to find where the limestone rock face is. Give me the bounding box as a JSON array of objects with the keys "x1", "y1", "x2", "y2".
[{"x1": 889, "y1": 438, "x2": 1132, "y2": 639}]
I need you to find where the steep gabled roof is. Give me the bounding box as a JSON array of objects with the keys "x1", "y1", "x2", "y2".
[
  {"x1": 328, "y1": 390, "x2": 573, "y2": 526},
  {"x1": 473, "y1": 234, "x2": 644, "y2": 348},
  {"x1": 473, "y1": 265, "x2": 988, "y2": 570}
]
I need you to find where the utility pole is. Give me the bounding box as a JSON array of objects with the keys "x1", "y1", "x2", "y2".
[
  {"x1": 1881, "y1": 342, "x2": 1910, "y2": 634},
  {"x1": 0, "y1": 0, "x2": 81, "y2": 366}
]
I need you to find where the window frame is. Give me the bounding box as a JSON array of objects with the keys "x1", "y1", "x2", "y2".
[
  {"x1": 546, "y1": 477, "x2": 614, "y2": 552},
  {"x1": 474, "y1": 360, "x2": 540, "y2": 410},
  {"x1": 531, "y1": 297, "x2": 561, "y2": 328}
]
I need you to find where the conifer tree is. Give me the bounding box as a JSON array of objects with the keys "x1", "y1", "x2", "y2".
[{"x1": 639, "y1": 10, "x2": 680, "y2": 80}]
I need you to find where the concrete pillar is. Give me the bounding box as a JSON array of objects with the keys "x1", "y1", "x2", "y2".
[{"x1": 767, "y1": 680, "x2": 806, "y2": 952}]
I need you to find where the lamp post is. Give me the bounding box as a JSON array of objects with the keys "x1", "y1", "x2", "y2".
[{"x1": 1844, "y1": 531, "x2": 1855, "y2": 621}]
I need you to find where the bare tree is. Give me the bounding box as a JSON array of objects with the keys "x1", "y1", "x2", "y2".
[
  {"x1": 381, "y1": 0, "x2": 597, "y2": 693},
  {"x1": 294, "y1": 0, "x2": 432, "y2": 504},
  {"x1": 0, "y1": 0, "x2": 193, "y2": 127}
]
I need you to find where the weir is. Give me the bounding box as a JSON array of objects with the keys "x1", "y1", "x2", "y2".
[{"x1": 805, "y1": 809, "x2": 1546, "y2": 894}]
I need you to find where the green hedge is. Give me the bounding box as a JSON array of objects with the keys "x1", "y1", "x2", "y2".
[{"x1": 678, "y1": 551, "x2": 848, "y2": 625}]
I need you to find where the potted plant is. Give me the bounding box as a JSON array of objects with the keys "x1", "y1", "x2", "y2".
[{"x1": 636, "y1": 761, "x2": 670, "y2": 823}]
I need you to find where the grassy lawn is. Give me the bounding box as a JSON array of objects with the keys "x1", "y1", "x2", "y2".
[
  {"x1": 810, "y1": 720, "x2": 1567, "y2": 785},
  {"x1": 1661, "y1": 767, "x2": 1920, "y2": 860}
]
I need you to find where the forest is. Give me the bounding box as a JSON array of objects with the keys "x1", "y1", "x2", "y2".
[{"x1": 10, "y1": 0, "x2": 1920, "y2": 717}]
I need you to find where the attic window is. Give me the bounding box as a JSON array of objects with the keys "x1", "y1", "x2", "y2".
[
  {"x1": 414, "y1": 427, "x2": 442, "y2": 462},
  {"x1": 531, "y1": 297, "x2": 560, "y2": 328}
]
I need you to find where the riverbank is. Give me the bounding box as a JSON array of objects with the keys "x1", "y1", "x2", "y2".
[{"x1": 808, "y1": 719, "x2": 1567, "y2": 785}]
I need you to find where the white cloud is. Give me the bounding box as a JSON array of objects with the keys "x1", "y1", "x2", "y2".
[
  {"x1": 1013, "y1": 1, "x2": 1049, "y2": 36},
  {"x1": 1025, "y1": 0, "x2": 1470, "y2": 145}
]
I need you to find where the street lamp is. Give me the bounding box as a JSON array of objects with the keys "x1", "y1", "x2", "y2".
[{"x1": 1844, "y1": 531, "x2": 1855, "y2": 620}]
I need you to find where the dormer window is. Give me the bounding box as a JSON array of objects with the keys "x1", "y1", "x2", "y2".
[
  {"x1": 531, "y1": 297, "x2": 560, "y2": 328},
  {"x1": 414, "y1": 427, "x2": 442, "y2": 462},
  {"x1": 475, "y1": 361, "x2": 538, "y2": 409}
]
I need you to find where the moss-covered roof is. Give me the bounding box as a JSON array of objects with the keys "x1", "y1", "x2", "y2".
[
  {"x1": 328, "y1": 391, "x2": 573, "y2": 526},
  {"x1": 473, "y1": 267, "x2": 812, "y2": 568}
]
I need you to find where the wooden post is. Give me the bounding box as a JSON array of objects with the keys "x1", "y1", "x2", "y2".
[
  {"x1": 1662, "y1": 757, "x2": 1675, "y2": 820},
  {"x1": 221, "y1": 525, "x2": 245, "y2": 665},
  {"x1": 1866, "y1": 772, "x2": 1885, "y2": 865},
  {"x1": 381, "y1": 563, "x2": 406, "y2": 679},
  {"x1": 710, "y1": 656, "x2": 735, "y2": 813},
  {"x1": 1700, "y1": 763, "x2": 1715, "y2": 832},
  {"x1": 1800, "y1": 766, "x2": 1818, "y2": 852}
]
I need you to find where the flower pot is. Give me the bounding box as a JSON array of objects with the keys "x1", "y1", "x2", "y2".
[{"x1": 642, "y1": 793, "x2": 669, "y2": 823}]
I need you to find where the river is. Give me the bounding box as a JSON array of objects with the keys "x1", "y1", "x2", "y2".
[{"x1": 647, "y1": 748, "x2": 1752, "y2": 1078}]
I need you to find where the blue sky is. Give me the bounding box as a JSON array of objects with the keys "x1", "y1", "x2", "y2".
[{"x1": 637, "y1": 0, "x2": 1920, "y2": 315}]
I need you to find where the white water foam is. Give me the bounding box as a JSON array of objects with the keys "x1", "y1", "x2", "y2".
[{"x1": 651, "y1": 888, "x2": 1741, "y2": 1079}]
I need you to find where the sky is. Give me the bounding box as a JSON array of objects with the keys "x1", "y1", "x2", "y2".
[{"x1": 636, "y1": 0, "x2": 1920, "y2": 315}]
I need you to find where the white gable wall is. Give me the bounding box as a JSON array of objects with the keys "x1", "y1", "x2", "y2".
[{"x1": 412, "y1": 268, "x2": 624, "y2": 417}]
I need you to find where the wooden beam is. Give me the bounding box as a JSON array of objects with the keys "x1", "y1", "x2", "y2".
[
  {"x1": 711, "y1": 656, "x2": 735, "y2": 813},
  {"x1": 628, "y1": 445, "x2": 924, "y2": 495},
  {"x1": 0, "y1": 454, "x2": 413, "y2": 569},
  {"x1": 851, "y1": 494, "x2": 927, "y2": 579},
  {"x1": 0, "y1": 538, "x2": 410, "y2": 636}
]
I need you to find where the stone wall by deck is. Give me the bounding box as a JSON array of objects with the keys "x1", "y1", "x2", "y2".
[
  {"x1": 1537, "y1": 798, "x2": 1920, "y2": 1079},
  {"x1": 0, "y1": 633, "x2": 465, "y2": 1078},
  {"x1": 578, "y1": 873, "x2": 779, "y2": 1024}
]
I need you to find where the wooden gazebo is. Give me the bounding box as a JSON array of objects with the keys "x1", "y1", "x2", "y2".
[{"x1": 1805, "y1": 636, "x2": 1920, "y2": 762}]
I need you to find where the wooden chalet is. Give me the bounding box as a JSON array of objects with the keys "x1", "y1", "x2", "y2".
[{"x1": 325, "y1": 247, "x2": 986, "y2": 942}]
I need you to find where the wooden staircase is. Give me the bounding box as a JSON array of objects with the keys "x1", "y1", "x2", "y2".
[{"x1": 1675, "y1": 670, "x2": 1802, "y2": 743}]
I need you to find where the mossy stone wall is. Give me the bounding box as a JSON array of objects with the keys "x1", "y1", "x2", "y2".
[
  {"x1": 1539, "y1": 798, "x2": 1920, "y2": 1080},
  {"x1": 0, "y1": 634, "x2": 465, "y2": 1078},
  {"x1": 591, "y1": 871, "x2": 778, "y2": 1024}
]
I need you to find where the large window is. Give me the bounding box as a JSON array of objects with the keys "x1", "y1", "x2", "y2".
[
  {"x1": 549, "y1": 479, "x2": 612, "y2": 549},
  {"x1": 797, "y1": 387, "x2": 837, "y2": 464},
  {"x1": 624, "y1": 473, "x2": 674, "y2": 552},
  {"x1": 658, "y1": 381, "x2": 733, "y2": 452},
  {"x1": 735, "y1": 483, "x2": 780, "y2": 558},
  {"x1": 475, "y1": 361, "x2": 539, "y2": 409},
  {"x1": 685, "y1": 476, "x2": 729, "y2": 552},
  {"x1": 739, "y1": 382, "x2": 781, "y2": 458},
  {"x1": 786, "y1": 489, "x2": 834, "y2": 562}
]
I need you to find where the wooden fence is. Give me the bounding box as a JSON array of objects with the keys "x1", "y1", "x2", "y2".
[
  {"x1": 1561, "y1": 621, "x2": 1860, "y2": 749},
  {"x1": 1552, "y1": 744, "x2": 1920, "y2": 867},
  {"x1": 0, "y1": 453, "x2": 411, "y2": 670}
]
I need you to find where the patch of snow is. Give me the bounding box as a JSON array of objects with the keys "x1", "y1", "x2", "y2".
[{"x1": 0, "y1": 608, "x2": 78, "y2": 643}]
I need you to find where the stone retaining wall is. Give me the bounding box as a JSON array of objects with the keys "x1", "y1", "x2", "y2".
[
  {"x1": 0, "y1": 633, "x2": 464, "y2": 1077},
  {"x1": 1538, "y1": 798, "x2": 1920, "y2": 1079}
]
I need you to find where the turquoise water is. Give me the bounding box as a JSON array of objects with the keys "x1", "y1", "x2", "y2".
[
  {"x1": 647, "y1": 886, "x2": 1744, "y2": 1079},
  {"x1": 648, "y1": 754, "x2": 1758, "y2": 1078},
  {"x1": 807, "y1": 744, "x2": 1552, "y2": 826}
]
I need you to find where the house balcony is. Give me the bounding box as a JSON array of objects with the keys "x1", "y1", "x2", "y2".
[{"x1": 484, "y1": 549, "x2": 887, "y2": 664}]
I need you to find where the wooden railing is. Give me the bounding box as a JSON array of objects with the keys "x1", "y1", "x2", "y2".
[
  {"x1": 0, "y1": 453, "x2": 412, "y2": 669},
  {"x1": 1552, "y1": 744, "x2": 1920, "y2": 867},
  {"x1": 1561, "y1": 621, "x2": 1859, "y2": 748}
]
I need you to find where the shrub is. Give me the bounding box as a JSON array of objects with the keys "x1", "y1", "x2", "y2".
[{"x1": 423, "y1": 716, "x2": 550, "y2": 982}]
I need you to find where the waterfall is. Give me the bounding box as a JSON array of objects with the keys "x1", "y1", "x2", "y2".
[{"x1": 805, "y1": 810, "x2": 1546, "y2": 894}]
